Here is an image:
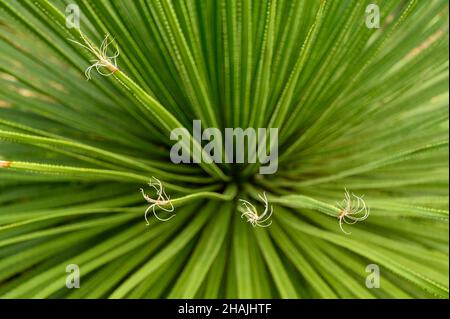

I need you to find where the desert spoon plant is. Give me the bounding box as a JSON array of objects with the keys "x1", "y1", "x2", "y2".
[{"x1": 0, "y1": 0, "x2": 448, "y2": 299}]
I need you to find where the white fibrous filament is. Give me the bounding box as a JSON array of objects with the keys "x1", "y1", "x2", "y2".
[
  {"x1": 69, "y1": 33, "x2": 119, "y2": 80},
  {"x1": 140, "y1": 177, "x2": 175, "y2": 225}
]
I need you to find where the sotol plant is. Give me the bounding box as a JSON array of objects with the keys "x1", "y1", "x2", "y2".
[{"x1": 0, "y1": 0, "x2": 448, "y2": 299}]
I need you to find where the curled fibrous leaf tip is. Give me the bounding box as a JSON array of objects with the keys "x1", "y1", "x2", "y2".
[
  {"x1": 69, "y1": 33, "x2": 119, "y2": 80},
  {"x1": 239, "y1": 191, "x2": 273, "y2": 228},
  {"x1": 140, "y1": 176, "x2": 175, "y2": 225},
  {"x1": 0, "y1": 161, "x2": 11, "y2": 168},
  {"x1": 336, "y1": 188, "x2": 370, "y2": 235}
]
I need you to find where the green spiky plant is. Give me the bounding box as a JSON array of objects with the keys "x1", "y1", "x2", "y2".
[{"x1": 0, "y1": 0, "x2": 448, "y2": 299}]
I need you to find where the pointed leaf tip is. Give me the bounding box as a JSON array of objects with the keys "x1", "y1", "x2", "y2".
[{"x1": 0, "y1": 161, "x2": 11, "y2": 168}]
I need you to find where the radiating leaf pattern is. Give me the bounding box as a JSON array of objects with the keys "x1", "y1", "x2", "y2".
[{"x1": 0, "y1": 0, "x2": 448, "y2": 298}]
